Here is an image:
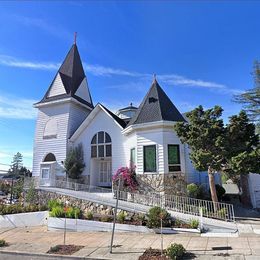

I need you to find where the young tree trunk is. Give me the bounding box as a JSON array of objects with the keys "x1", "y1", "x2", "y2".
[{"x1": 208, "y1": 166, "x2": 218, "y2": 210}]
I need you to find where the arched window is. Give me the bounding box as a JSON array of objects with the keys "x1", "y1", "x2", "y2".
[
  {"x1": 91, "y1": 131, "x2": 112, "y2": 158},
  {"x1": 43, "y1": 153, "x2": 56, "y2": 162},
  {"x1": 43, "y1": 118, "x2": 58, "y2": 139}
]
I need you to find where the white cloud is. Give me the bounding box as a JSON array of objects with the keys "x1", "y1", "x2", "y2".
[
  {"x1": 0, "y1": 55, "x2": 59, "y2": 70},
  {"x1": 0, "y1": 54, "x2": 242, "y2": 95},
  {"x1": 0, "y1": 95, "x2": 37, "y2": 119}
]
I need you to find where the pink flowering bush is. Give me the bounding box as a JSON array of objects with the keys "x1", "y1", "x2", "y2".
[{"x1": 112, "y1": 166, "x2": 138, "y2": 191}]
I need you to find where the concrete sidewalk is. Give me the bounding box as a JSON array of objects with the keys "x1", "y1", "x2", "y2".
[{"x1": 0, "y1": 226, "x2": 260, "y2": 259}]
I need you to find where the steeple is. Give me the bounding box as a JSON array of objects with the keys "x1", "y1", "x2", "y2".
[
  {"x1": 127, "y1": 78, "x2": 186, "y2": 126},
  {"x1": 38, "y1": 43, "x2": 93, "y2": 108}
]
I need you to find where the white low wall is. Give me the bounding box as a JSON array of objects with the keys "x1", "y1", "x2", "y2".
[
  {"x1": 0, "y1": 211, "x2": 48, "y2": 228},
  {"x1": 48, "y1": 217, "x2": 152, "y2": 233}
]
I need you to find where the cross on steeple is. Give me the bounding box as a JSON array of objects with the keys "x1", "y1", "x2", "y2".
[{"x1": 74, "y1": 32, "x2": 77, "y2": 44}]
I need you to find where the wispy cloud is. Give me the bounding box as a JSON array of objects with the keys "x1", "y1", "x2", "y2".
[
  {"x1": 0, "y1": 94, "x2": 37, "y2": 119},
  {"x1": 0, "y1": 53, "x2": 242, "y2": 95},
  {"x1": 0, "y1": 55, "x2": 59, "y2": 70},
  {"x1": 12, "y1": 15, "x2": 72, "y2": 41}
]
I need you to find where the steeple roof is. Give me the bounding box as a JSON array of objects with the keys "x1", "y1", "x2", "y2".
[
  {"x1": 127, "y1": 79, "x2": 186, "y2": 126},
  {"x1": 38, "y1": 44, "x2": 93, "y2": 108}
]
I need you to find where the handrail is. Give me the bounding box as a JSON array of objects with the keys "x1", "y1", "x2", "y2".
[{"x1": 38, "y1": 179, "x2": 235, "y2": 222}]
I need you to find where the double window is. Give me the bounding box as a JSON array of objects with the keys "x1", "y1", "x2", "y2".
[
  {"x1": 143, "y1": 145, "x2": 157, "y2": 172},
  {"x1": 168, "y1": 145, "x2": 181, "y2": 172},
  {"x1": 91, "y1": 131, "x2": 112, "y2": 158}
]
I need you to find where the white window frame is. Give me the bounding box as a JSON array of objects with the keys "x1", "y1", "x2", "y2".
[{"x1": 41, "y1": 167, "x2": 50, "y2": 179}]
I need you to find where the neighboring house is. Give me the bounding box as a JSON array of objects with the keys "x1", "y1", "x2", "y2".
[{"x1": 32, "y1": 43, "x2": 218, "y2": 195}]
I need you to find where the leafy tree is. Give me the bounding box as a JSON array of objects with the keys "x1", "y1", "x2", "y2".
[
  {"x1": 19, "y1": 166, "x2": 32, "y2": 177},
  {"x1": 64, "y1": 144, "x2": 85, "y2": 179},
  {"x1": 12, "y1": 179, "x2": 24, "y2": 199},
  {"x1": 225, "y1": 111, "x2": 259, "y2": 174},
  {"x1": 174, "y1": 106, "x2": 226, "y2": 204},
  {"x1": 234, "y1": 61, "x2": 260, "y2": 132},
  {"x1": 224, "y1": 111, "x2": 260, "y2": 185}
]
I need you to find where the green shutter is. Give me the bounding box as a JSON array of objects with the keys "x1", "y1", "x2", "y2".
[{"x1": 144, "y1": 145, "x2": 156, "y2": 172}]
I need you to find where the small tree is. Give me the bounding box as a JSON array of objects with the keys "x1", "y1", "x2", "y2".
[
  {"x1": 9, "y1": 152, "x2": 23, "y2": 176},
  {"x1": 64, "y1": 144, "x2": 85, "y2": 180},
  {"x1": 25, "y1": 181, "x2": 38, "y2": 204},
  {"x1": 174, "y1": 106, "x2": 226, "y2": 204}
]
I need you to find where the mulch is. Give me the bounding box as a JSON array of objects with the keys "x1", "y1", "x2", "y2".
[
  {"x1": 139, "y1": 248, "x2": 168, "y2": 260},
  {"x1": 47, "y1": 244, "x2": 84, "y2": 255}
]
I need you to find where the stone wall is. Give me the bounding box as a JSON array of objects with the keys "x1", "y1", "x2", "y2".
[{"x1": 135, "y1": 173, "x2": 186, "y2": 196}]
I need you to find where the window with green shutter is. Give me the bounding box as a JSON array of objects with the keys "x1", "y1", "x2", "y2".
[
  {"x1": 143, "y1": 145, "x2": 156, "y2": 172},
  {"x1": 168, "y1": 145, "x2": 181, "y2": 172}
]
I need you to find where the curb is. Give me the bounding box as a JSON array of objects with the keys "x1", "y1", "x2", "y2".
[{"x1": 0, "y1": 250, "x2": 107, "y2": 260}]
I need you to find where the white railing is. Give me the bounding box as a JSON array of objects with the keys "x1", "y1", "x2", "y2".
[{"x1": 43, "y1": 179, "x2": 235, "y2": 222}]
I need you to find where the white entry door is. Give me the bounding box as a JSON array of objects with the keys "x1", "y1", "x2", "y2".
[{"x1": 99, "y1": 161, "x2": 112, "y2": 187}]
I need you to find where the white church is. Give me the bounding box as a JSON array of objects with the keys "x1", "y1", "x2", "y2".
[{"x1": 32, "y1": 43, "x2": 216, "y2": 195}]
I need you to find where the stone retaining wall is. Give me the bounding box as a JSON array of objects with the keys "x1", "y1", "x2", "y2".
[{"x1": 33, "y1": 190, "x2": 138, "y2": 218}]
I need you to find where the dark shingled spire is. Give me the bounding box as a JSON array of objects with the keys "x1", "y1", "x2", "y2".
[
  {"x1": 58, "y1": 44, "x2": 85, "y2": 95},
  {"x1": 127, "y1": 79, "x2": 186, "y2": 126},
  {"x1": 39, "y1": 43, "x2": 93, "y2": 108}
]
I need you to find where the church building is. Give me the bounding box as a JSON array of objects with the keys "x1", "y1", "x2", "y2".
[{"x1": 32, "y1": 43, "x2": 213, "y2": 195}]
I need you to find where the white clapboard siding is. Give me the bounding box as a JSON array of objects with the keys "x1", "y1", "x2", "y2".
[
  {"x1": 32, "y1": 100, "x2": 90, "y2": 177},
  {"x1": 136, "y1": 129, "x2": 164, "y2": 175},
  {"x1": 72, "y1": 108, "x2": 126, "y2": 186},
  {"x1": 68, "y1": 103, "x2": 91, "y2": 137},
  {"x1": 47, "y1": 73, "x2": 66, "y2": 97}
]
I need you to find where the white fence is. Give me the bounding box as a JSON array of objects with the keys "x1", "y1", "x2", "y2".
[{"x1": 39, "y1": 179, "x2": 235, "y2": 222}]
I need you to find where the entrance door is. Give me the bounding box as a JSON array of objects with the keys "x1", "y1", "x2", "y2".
[{"x1": 99, "y1": 160, "x2": 112, "y2": 187}]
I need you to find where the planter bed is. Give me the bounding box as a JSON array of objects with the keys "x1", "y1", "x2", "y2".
[{"x1": 48, "y1": 217, "x2": 200, "y2": 234}]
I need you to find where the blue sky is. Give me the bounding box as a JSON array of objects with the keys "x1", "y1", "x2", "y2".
[{"x1": 0, "y1": 1, "x2": 259, "y2": 171}]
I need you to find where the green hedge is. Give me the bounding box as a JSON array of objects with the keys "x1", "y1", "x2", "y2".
[{"x1": 0, "y1": 204, "x2": 47, "y2": 215}]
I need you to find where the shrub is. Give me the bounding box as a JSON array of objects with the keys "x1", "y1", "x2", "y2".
[
  {"x1": 147, "y1": 206, "x2": 171, "y2": 228},
  {"x1": 73, "y1": 207, "x2": 81, "y2": 219},
  {"x1": 187, "y1": 183, "x2": 199, "y2": 198},
  {"x1": 215, "y1": 184, "x2": 226, "y2": 201},
  {"x1": 117, "y1": 211, "x2": 127, "y2": 223},
  {"x1": 0, "y1": 239, "x2": 7, "y2": 247},
  {"x1": 217, "y1": 208, "x2": 227, "y2": 218},
  {"x1": 166, "y1": 243, "x2": 186, "y2": 260},
  {"x1": 48, "y1": 199, "x2": 62, "y2": 210},
  {"x1": 65, "y1": 207, "x2": 75, "y2": 218},
  {"x1": 85, "y1": 211, "x2": 94, "y2": 220},
  {"x1": 100, "y1": 214, "x2": 111, "y2": 222},
  {"x1": 49, "y1": 206, "x2": 64, "y2": 218},
  {"x1": 173, "y1": 218, "x2": 182, "y2": 227},
  {"x1": 189, "y1": 219, "x2": 199, "y2": 229}
]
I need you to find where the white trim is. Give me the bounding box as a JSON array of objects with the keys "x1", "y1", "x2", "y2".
[
  {"x1": 122, "y1": 120, "x2": 176, "y2": 135},
  {"x1": 41, "y1": 167, "x2": 50, "y2": 179},
  {"x1": 70, "y1": 104, "x2": 124, "y2": 142},
  {"x1": 34, "y1": 97, "x2": 92, "y2": 110}
]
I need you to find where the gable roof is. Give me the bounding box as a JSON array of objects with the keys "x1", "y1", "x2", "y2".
[
  {"x1": 37, "y1": 44, "x2": 93, "y2": 108},
  {"x1": 127, "y1": 79, "x2": 186, "y2": 126},
  {"x1": 99, "y1": 104, "x2": 127, "y2": 128},
  {"x1": 70, "y1": 103, "x2": 127, "y2": 141}
]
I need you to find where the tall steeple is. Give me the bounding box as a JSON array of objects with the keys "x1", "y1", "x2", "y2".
[{"x1": 38, "y1": 43, "x2": 93, "y2": 108}]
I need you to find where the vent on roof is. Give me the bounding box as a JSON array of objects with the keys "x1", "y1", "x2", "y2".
[{"x1": 149, "y1": 97, "x2": 158, "y2": 103}]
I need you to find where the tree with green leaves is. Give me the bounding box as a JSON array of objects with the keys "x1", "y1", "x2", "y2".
[
  {"x1": 64, "y1": 144, "x2": 85, "y2": 180},
  {"x1": 224, "y1": 111, "x2": 259, "y2": 204},
  {"x1": 174, "y1": 105, "x2": 226, "y2": 204},
  {"x1": 234, "y1": 61, "x2": 260, "y2": 132}
]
